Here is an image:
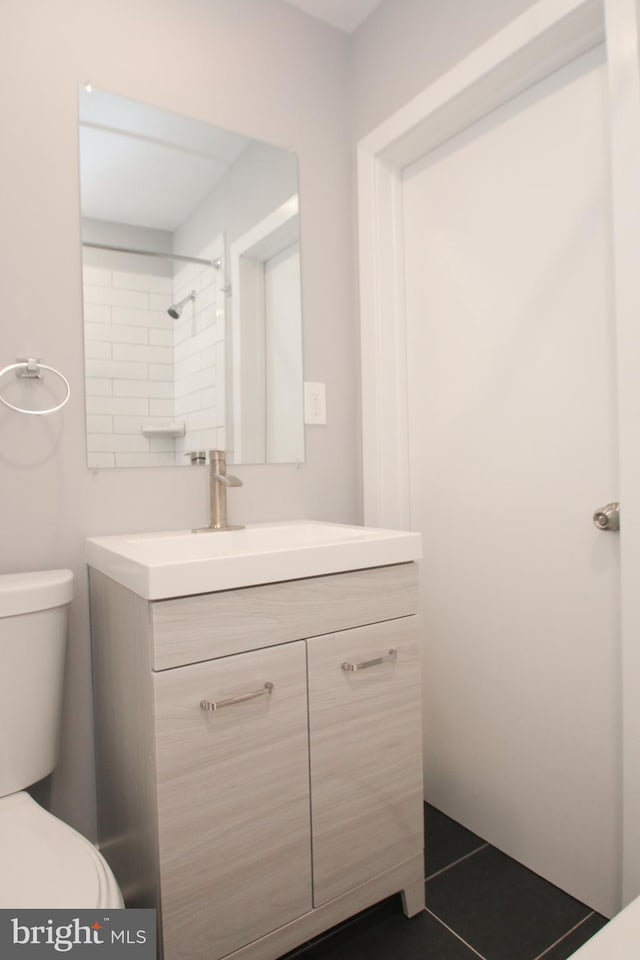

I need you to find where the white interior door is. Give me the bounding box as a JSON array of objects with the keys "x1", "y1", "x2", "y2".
[
  {"x1": 264, "y1": 242, "x2": 304, "y2": 462},
  {"x1": 402, "y1": 45, "x2": 621, "y2": 917}
]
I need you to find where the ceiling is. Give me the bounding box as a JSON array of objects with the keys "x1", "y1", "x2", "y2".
[
  {"x1": 283, "y1": 0, "x2": 383, "y2": 33},
  {"x1": 79, "y1": 87, "x2": 250, "y2": 232}
]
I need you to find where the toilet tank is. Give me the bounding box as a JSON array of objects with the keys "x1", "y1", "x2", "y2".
[{"x1": 0, "y1": 570, "x2": 73, "y2": 798}]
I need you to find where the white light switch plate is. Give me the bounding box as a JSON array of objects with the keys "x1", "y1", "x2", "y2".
[{"x1": 304, "y1": 381, "x2": 327, "y2": 425}]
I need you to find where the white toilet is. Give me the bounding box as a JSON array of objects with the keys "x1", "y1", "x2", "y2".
[{"x1": 0, "y1": 569, "x2": 123, "y2": 908}]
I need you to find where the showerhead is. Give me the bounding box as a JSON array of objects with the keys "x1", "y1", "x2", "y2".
[{"x1": 168, "y1": 290, "x2": 196, "y2": 319}]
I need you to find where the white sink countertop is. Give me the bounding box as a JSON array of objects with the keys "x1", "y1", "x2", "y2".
[{"x1": 86, "y1": 520, "x2": 422, "y2": 600}]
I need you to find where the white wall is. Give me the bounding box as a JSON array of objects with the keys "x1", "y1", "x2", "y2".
[{"x1": 0, "y1": 0, "x2": 357, "y2": 840}]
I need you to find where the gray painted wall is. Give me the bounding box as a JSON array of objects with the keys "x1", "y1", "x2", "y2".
[
  {"x1": 0, "y1": 0, "x2": 548, "y2": 852},
  {"x1": 350, "y1": 0, "x2": 540, "y2": 138},
  {"x1": 0, "y1": 0, "x2": 356, "y2": 840}
]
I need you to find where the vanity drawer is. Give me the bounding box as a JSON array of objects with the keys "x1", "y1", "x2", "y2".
[{"x1": 151, "y1": 563, "x2": 418, "y2": 670}]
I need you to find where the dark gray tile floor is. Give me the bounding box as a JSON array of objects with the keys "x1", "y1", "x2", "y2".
[{"x1": 281, "y1": 804, "x2": 608, "y2": 960}]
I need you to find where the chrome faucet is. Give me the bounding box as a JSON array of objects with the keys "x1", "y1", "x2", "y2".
[{"x1": 192, "y1": 450, "x2": 244, "y2": 532}]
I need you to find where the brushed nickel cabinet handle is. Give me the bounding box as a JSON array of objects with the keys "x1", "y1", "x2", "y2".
[
  {"x1": 341, "y1": 649, "x2": 397, "y2": 672},
  {"x1": 200, "y1": 682, "x2": 274, "y2": 711}
]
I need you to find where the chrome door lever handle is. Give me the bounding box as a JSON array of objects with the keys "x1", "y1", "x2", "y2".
[{"x1": 593, "y1": 502, "x2": 620, "y2": 531}]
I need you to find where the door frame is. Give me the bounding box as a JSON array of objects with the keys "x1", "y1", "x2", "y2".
[
  {"x1": 230, "y1": 195, "x2": 300, "y2": 462},
  {"x1": 357, "y1": 0, "x2": 640, "y2": 908}
]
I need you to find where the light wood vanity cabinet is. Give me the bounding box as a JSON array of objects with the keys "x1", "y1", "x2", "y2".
[
  {"x1": 89, "y1": 562, "x2": 424, "y2": 960},
  {"x1": 308, "y1": 618, "x2": 423, "y2": 906},
  {"x1": 154, "y1": 642, "x2": 312, "y2": 959}
]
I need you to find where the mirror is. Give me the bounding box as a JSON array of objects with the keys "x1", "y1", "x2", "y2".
[{"x1": 79, "y1": 87, "x2": 304, "y2": 468}]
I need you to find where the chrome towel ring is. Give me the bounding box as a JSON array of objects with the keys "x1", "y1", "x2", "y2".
[{"x1": 0, "y1": 358, "x2": 71, "y2": 415}]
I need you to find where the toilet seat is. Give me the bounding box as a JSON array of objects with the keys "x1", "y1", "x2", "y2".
[{"x1": 0, "y1": 792, "x2": 123, "y2": 908}]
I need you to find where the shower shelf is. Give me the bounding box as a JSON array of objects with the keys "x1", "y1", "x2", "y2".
[{"x1": 141, "y1": 421, "x2": 186, "y2": 438}]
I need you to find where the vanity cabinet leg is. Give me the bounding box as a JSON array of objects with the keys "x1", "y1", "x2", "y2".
[{"x1": 401, "y1": 876, "x2": 426, "y2": 917}]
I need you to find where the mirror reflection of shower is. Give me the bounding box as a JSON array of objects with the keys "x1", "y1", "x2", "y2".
[
  {"x1": 168, "y1": 291, "x2": 196, "y2": 319},
  {"x1": 78, "y1": 85, "x2": 304, "y2": 468}
]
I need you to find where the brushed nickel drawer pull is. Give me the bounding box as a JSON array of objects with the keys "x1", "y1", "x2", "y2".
[
  {"x1": 200, "y1": 682, "x2": 274, "y2": 711},
  {"x1": 341, "y1": 649, "x2": 397, "y2": 672}
]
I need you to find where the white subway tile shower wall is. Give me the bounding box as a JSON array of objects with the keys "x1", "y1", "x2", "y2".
[
  {"x1": 83, "y1": 234, "x2": 225, "y2": 468},
  {"x1": 83, "y1": 262, "x2": 175, "y2": 468},
  {"x1": 172, "y1": 236, "x2": 226, "y2": 462}
]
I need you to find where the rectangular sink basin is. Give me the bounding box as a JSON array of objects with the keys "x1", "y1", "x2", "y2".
[{"x1": 86, "y1": 520, "x2": 422, "y2": 599}]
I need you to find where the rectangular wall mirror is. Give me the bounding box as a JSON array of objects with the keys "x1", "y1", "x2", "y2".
[{"x1": 79, "y1": 86, "x2": 304, "y2": 468}]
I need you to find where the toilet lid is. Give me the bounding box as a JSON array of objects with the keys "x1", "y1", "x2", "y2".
[{"x1": 0, "y1": 792, "x2": 120, "y2": 908}]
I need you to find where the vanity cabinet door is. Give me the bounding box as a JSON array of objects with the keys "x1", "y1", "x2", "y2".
[
  {"x1": 153, "y1": 641, "x2": 312, "y2": 960},
  {"x1": 307, "y1": 617, "x2": 424, "y2": 906}
]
